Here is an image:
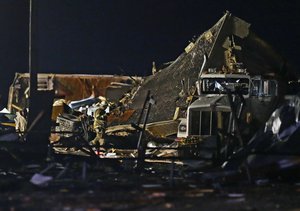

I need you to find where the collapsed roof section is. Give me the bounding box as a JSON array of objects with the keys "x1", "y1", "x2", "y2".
[
  {"x1": 129, "y1": 12, "x2": 298, "y2": 123},
  {"x1": 7, "y1": 73, "x2": 141, "y2": 112}
]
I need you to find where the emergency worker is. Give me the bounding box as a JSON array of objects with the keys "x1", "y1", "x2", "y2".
[
  {"x1": 14, "y1": 109, "x2": 27, "y2": 140},
  {"x1": 90, "y1": 100, "x2": 108, "y2": 146},
  {"x1": 224, "y1": 46, "x2": 237, "y2": 73}
]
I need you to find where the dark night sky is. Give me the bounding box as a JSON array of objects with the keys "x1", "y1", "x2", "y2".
[{"x1": 0, "y1": 0, "x2": 299, "y2": 107}]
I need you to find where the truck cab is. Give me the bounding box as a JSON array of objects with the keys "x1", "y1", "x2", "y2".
[{"x1": 177, "y1": 71, "x2": 279, "y2": 161}]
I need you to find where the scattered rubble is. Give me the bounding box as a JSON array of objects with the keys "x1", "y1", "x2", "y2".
[{"x1": 0, "y1": 11, "x2": 300, "y2": 210}]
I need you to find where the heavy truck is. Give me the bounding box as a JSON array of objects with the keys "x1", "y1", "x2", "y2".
[{"x1": 177, "y1": 64, "x2": 279, "y2": 162}]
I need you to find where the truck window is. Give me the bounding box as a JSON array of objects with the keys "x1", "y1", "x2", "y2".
[
  {"x1": 251, "y1": 79, "x2": 278, "y2": 97},
  {"x1": 201, "y1": 78, "x2": 250, "y2": 95}
]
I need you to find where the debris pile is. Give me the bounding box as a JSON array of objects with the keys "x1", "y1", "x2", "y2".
[{"x1": 0, "y1": 12, "x2": 300, "y2": 210}]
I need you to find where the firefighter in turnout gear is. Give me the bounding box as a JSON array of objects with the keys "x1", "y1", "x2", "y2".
[{"x1": 90, "y1": 100, "x2": 108, "y2": 146}]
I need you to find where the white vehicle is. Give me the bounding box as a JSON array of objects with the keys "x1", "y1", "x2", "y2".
[
  {"x1": 178, "y1": 72, "x2": 278, "y2": 138},
  {"x1": 177, "y1": 70, "x2": 279, "y2": 161}
]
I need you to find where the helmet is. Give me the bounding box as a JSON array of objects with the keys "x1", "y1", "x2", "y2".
[{"x1": 99, "y1": 100, "x2": 108, "y2": 109}]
